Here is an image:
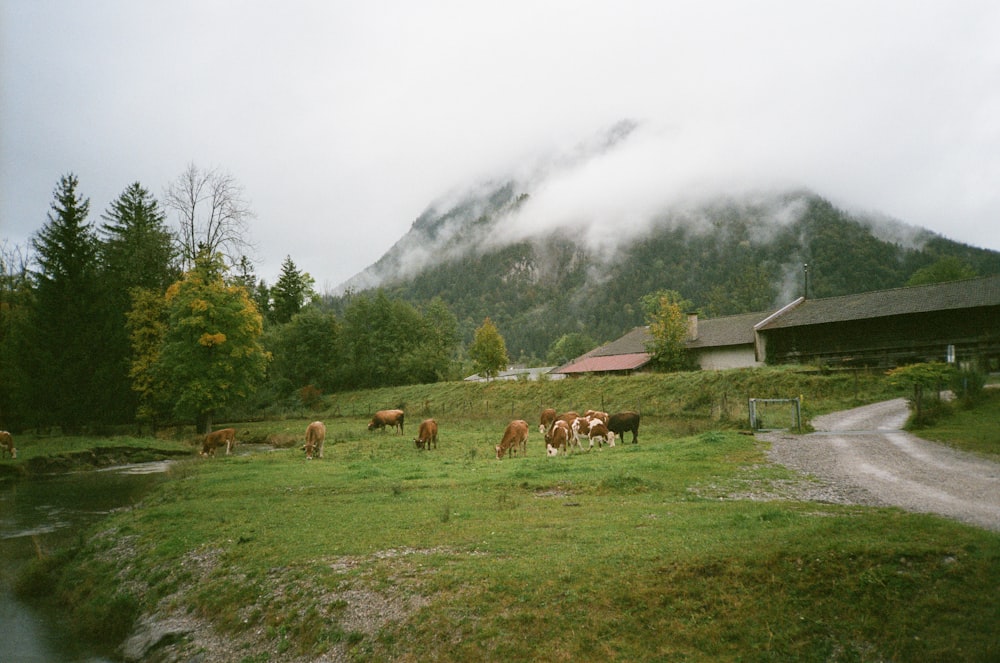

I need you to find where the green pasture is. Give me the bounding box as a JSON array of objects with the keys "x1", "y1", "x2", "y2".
[{"x1": 19, "y1": 416, "x2": 999, "y2": 661}]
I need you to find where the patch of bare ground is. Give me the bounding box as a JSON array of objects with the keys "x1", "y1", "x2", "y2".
[{"x1": 122, "y1": 547, "x2": 443, "y2": 662}]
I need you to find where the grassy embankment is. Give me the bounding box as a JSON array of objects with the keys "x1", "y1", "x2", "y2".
[{"x1": 12, "y1": 367, "x2": 1000, "y2": 661}]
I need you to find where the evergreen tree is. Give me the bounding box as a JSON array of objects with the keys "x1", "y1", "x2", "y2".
[
  {"x1": 270, "y1": 255, "x2": 315, "y2": 324},
  {"x1": 469, "y1": 317, "x2": 509, "y2": 380},
  {"x1": 26, "y1": 174, "x2": 101, "y2": 431},
  {"x1": 265, "y1": 307, "x2": 344, "y2": 396},
  {"x1": 98, "y1": 182, "x2": 178, "y2": 423},
  {"x1": 159, "y1": 251, "x2": 270, "y2": 432}
]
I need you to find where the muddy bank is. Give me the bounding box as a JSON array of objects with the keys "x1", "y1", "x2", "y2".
[{"x1": 0, "y1": 446, "x2": 194, "y2": 480}]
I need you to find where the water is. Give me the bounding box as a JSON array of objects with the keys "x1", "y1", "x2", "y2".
[{"x1": 0, "y1": 462, "x2": 172, "y2": 662}]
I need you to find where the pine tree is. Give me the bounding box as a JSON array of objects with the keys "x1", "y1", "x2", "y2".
[
  {"x1": 269, "y1": 255, "x2": 315, "y2": 324},
  {"x1": 97, "y1": 182, "x2": 178, "y2": 423},
  {"x1": 27, "y1": 174, "x2": 101, "y2": 431}
]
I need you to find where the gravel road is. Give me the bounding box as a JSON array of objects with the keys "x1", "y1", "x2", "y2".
[{"x1": 758, "y1": 398, "x2": 1000, "y2": 532}]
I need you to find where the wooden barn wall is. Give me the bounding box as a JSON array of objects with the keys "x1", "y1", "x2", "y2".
[{"x1": 763, "y1": 306, "x2": 1000, "y2": 368}]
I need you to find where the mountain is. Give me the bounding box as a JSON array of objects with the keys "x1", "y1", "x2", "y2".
[{"x1": 331, "y1": 123, "x2": 1000, "y2": 361}]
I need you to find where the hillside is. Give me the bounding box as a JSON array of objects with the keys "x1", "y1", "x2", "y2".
[{"x1": 329, "y1": 125, "x2": 1000, "y2": 360}]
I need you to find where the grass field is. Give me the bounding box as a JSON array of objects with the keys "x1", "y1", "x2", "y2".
[{"x1": 12, "y1": 368, "x2": 1000, "y2": 661}]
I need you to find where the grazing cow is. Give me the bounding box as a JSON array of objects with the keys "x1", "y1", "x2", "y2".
[
  {"x1": 368, "y1": 409, "x2": 405, "y2": 435},
  {"x1": 608, "y1": 411, "x2": 640, "y2": 444},
  {"x1": 0, "y1": 431, "x2": 15, "y2": 459},
  {"x1": 496, "y1": 419, "x2": 529, "y2": 460},
  {"x1": 201, "y1": 428, "x2": 237, "y2": 457},
  {"x1": 414, "y1": 418, "x2": 438, "y2": 450},
  {"x1": 584, "y1": 409, "x2": 609, "y2": 425},
  {"x1": 539, "y1": 408, "x2": 557, "y2": 435},
  {"x1": 303, "y1": 421, "x2": 326, "y2": 460},
  {"x1": 585, "y1": 421, "x2": 616, "y2": 450},
  {"x1": 545, "y1": 419, "x2": 572, "y2": 456}
]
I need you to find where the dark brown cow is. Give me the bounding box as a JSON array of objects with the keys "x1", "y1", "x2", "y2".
[
  {"x1": 414, "y1": 418, "x2": 438, "y2": 450},
  {"x1": 201, "y1": 428, "x2": 237, "y2": 457},
  {"x1": 538, "y1": 408, "x2": 557, "y2": 435},
  {"x1": 368, "y1": 409, "x2": 405, "y2": 435},
  {"x1": 303, "y1": 421, "x2": 326, "y2": 459},
  {"x1": 0, "y1": 431, "x2": 15, "y2": 459},
  {"x1": 496, "y1": 419, "x2": 529, "y2": 459},
  {"x1": 608, "y1": 411, "x2": 640, "y2": 444}
]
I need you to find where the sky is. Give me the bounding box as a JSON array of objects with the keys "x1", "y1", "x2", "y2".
[{"x1": 3, "y1": 1, "x2": 999, "y2": 292}]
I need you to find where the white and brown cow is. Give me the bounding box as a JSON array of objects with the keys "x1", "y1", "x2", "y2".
[
  {"x1": 496, "y1": 419, "x2": 529, "y2": 460},
  {"x1": 200, "y1": 428, "x2": 236, "y2": 457},
  {"x1": 303, "y1": 421, "x2": 326, "y2": 459},
  {"x1": 368, "y1": 409, "x2": 405, "y2": 435},
  {"x1": 545, "y1": 419, "x2": 572, "y2": 456},
  {"x1": 414, "y1": 418, "x2": 438, "y2": 450},
  {"x1": 0, "y1": 431, "x2": 16, "y2": 459}
]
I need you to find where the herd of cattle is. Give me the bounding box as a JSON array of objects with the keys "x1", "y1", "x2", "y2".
[
  {"x1": 0, "y1": 407, "x2": 640, "y2": 464},
  {"x1": 192, "y1": 406, "x2": 641, "y2": 461}
]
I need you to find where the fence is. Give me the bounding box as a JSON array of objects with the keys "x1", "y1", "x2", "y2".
[{"x1": 748, "y1": 397, "x2": 802, "y2": 433}]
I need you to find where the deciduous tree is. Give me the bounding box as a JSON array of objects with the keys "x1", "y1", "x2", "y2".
[
  {"x1": 642, "y1": 289, "x2": 694, "y2": 372},
  {"x1": 159, "y1": 251, "x2": 270, "y2": 432},
  {"x1": 469, "y1": 317, "x2": 509, "y2": 381}
]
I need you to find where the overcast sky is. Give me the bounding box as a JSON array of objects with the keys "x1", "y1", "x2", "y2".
[{"x1": 3, "y1": 1, "x2": 999, "y2": 292}]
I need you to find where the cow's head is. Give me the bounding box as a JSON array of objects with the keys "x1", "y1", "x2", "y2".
[{"x1": 414, "y1": 438, "x2": 425, "y2": 450}]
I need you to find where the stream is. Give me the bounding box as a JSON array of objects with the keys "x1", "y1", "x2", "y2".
[{"x1": 0, "y1": 461, "x2": 173, "y2": 662}]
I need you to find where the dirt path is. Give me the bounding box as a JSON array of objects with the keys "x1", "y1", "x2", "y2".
[{"x1": 759, "y1": 398, "x2": 1000, "y2": 532}]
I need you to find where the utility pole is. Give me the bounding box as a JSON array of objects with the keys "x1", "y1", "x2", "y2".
[{"x1": 803, "y1": 263, "x2": 810, "y2": 299}]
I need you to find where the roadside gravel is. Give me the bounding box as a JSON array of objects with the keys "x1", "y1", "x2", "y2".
[{"x1": 758, "y1": 398, "x2": 1000, "y2": 532}]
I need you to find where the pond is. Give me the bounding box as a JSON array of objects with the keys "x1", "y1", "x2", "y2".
[{"x1": 0, "y1": 462, "x2": 173, "y2": 662}]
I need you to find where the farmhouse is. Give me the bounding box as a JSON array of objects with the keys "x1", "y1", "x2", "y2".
[{"x1": 552, "y1": 274, "x2": 1000, "y2": 374}]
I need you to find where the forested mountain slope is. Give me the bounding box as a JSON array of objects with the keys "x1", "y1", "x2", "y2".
[{"x1": 331, "y1": 125, "x2": 1000, "y2": 360}]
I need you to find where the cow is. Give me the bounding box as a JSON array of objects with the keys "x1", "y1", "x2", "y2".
[
  {"x1": 303, "y1": 421, "x2": 326, "y2": 460},
  {"x1": 0, "y1": 431, "x2": 15, "y2": 459},
  {"x1": 200, "y1": 428, "x2": 237, "y2": 457},
  {"x1": 585, "y1": 421, "x2": 616, "y2": 450},
  {"x1": 545, "y1": 419, "x2": 572, "y2": 456},
  {"x1": 539, "y1": 408, "x2": 557, "y2": 435},
  {"x1": 414, "y1": 418, "x2": 438, "y2": 450},
  {"x1": 584, "y1": 409, "x2": 609, "y2": 425},
  {"x1": 608, "y1": 411, "x2": 640, "y2": 444},
  {"x1": 368, "y1": 409, "x2": 405, "y2": 435},
  {"x1": 496, "y1": 419, "x2": 529, "y2": 460}
]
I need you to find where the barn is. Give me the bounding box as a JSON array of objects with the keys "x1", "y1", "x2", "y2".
[
  {"x1": 553, "y1": 274, "x2": 1000, "y2": 374},
  {"x1": 755, "y1": 274, "x2": 1000, "y2": 369}
]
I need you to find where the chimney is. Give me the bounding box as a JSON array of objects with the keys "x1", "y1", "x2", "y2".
[{"x1": 686, "y1": 313, "x2": 698, "y2": 341}]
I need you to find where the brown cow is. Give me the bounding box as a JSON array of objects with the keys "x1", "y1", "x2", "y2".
[
  {"x1": 584, "y1": 409, "x2": 609, "y2": 425},
  {"x1": 414, "y1": 418, "x2": 438, "y2": 450},
  {"x1": 0, "y1": 431, "x2": 15, "y2": 459},
  {"x1": 200, "y1": 428, "x2": 236, "y2": 457},
  {"x1": 608, "y1": 411, "x2": 640, "y2": 444},
  {"x1": 368, "y1": 409, "x2": 405, "y2": 435},
  {"x1": 538, "y1": 408, "x2": 557, "y2": 435},
  {"x1": 496, "y1": 419, "x2": 529, "y2": 459},
  {"x1": 303, "y1": 421, "x2": 326, "y2": 459}
]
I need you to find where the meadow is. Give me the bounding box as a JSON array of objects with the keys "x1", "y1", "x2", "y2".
[{"x1": 12, "y1": 368, "x2": 1000, "y2": 661}]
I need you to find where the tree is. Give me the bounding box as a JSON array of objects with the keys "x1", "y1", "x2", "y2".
[
  {"x1": 159, "y1": 251, "x2": 270, "y2": 432},
  {"x1": 164, "y1": 163, "x2": 255, "y2": 270},
  {"x1": 546, "y1": 332, "x2": 596, "y2": 366},
  {"x1": 269, "y1": 255, "x2": 316, "y2": 324},
  {"x1": 887, "y1": 362, "x2": 955, "y2": 425},
  {"x1": 25, "y1": 174, "x2": 103, "y2": 431},
  {"x1": 265, "y1": 307, "x2": 344, "y2": 396},
  {"x1": 906, "y1": 256, "x2": 977, "y2": 287},
  {"x1": 125, "y1": 286, "x2": 171, "y2": 429},
  {"x1": 98, "y1": 182, "x2": 179, "y2": 423},
  {"x1": 469, "y1": 317, "x2": 509, "y2": 380},
  {"x1": 0, "y1": 241, "x2": 32, "y2": 430},
  {"x1": 642, "y1": 289, "x2": 694, "y2": 372}
]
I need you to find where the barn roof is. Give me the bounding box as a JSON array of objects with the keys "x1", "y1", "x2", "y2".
[
  {"x1": 687, "y1": 310, "x2": 774, "y2": 348},
  {"x1": 757, "y1": 274, "x2": 1000, "y2": 330}
]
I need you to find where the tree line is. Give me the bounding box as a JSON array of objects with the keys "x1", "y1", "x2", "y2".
[{"x1": 0, "y1": 172, "x2": 528, "y2": 434}]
